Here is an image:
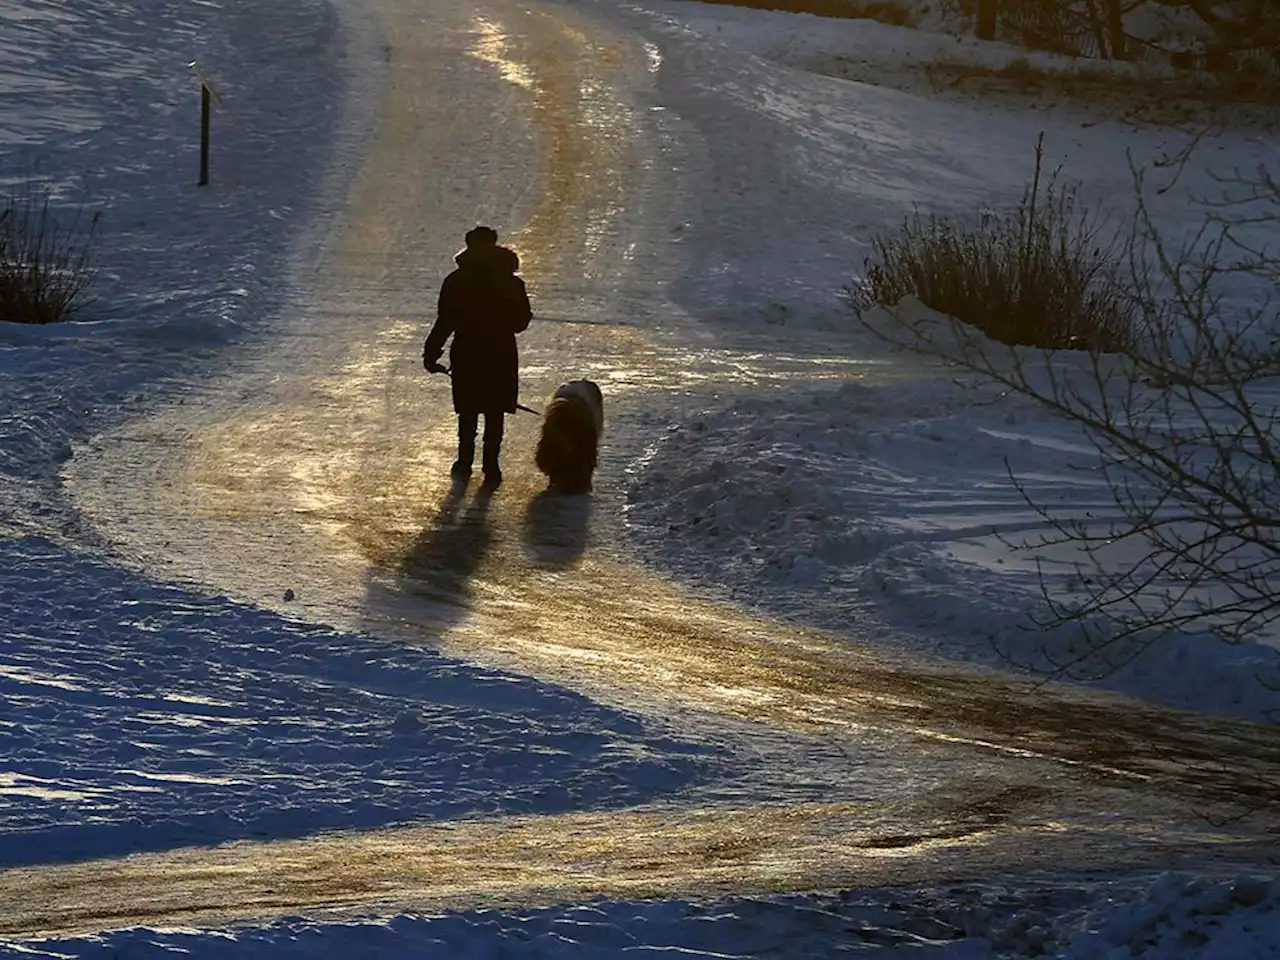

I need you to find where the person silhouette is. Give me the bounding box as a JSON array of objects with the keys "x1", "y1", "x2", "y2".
[{"x1": 423, "y1": 226, "x2": 532, "y2": 489}]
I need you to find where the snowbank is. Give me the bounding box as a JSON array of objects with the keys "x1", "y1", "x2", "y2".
[
  {"x1": 624, "y1": 362, "x2": 1280, "y2": 721},
  {"x1": 616, "y1": 0, "x2": 1280, "y2": 722},
  {"x1": 0, "y1": 536, "x2": 712, "y2": 868},
  {"x1": 0, "y1": 0, "x2": 367, "y2": 530},
  {"x1": 8, "y1": 871, "x2": 1280, "y2": 958}
]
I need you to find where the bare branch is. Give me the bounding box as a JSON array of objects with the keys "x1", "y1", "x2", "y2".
[{"x1": 850, "y1": 132, "x2": 1280, "y2": 700}]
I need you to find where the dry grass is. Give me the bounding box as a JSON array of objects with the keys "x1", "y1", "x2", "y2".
[
  {"x1": 849, "y1": 134, "x2": 1140, "y2": 352},
  {"x1": 0, "y1": 180, "x2": 99, "y2": 325},
  {"x1": 923, "y1": 56, "x2": 1280, "y2": 129},
  {"x1": 691, "y1": 0, "x2": 916, "y2": 26}
]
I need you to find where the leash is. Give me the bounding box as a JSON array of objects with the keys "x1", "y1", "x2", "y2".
[{"x1": 432, "y1": 366, "x2": 539, "y2": 415}]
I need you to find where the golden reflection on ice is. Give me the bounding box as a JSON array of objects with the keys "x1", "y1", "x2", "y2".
[
  {"x1": 505, "y1": 13, "x2": 635, "y2": 293},
  {"x1": 470, "y1": 17, "x2": 534, "y2": 89},
  {"x1": 0, "y1": 791, "x2": 1255, "y2": 939},
  {"x1": 644, "y1": 41, "x2": 663, "y2": 73}
]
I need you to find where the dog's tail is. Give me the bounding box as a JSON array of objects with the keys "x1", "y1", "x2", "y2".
[{"x1": 535, "y1": 396, "x2": 599, "y2": 492}]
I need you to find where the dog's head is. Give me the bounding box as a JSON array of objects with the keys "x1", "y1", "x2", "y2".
[{"x1": 555, "y1": 379, "x2": 604, "y2": 410}]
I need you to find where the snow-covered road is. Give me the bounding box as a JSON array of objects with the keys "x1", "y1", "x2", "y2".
[{"x1": 23, "y1": 0, "x2": 1272, "y2": 934}]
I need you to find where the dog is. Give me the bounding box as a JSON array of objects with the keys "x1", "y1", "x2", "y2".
[{"x1": 534, "y1": 379, "x2": 604, "y2": 494}]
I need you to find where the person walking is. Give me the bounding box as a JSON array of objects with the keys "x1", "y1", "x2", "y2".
[{"x1": 423, "y1": 226, "x2": 532, "y2": 489}]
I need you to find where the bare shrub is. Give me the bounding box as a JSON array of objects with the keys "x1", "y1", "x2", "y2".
[
  {"x1": 0, "y1": 179, "x2": 100, "y2": 325},
  {"x1": 851, "y1": 135, "x2": 1280, "y2": 682},
  {"x1": 850, "y1": 134, "x2": 1140, "y2": 351}
]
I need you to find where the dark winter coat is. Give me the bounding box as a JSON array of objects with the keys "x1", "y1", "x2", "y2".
[{"x1": 423, "y1": 246, "x2": 532, "y2": 415}]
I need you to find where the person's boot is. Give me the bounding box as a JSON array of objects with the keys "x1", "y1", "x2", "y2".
[
  {"x1": 480, "y1": 442, "x2": 502, "y2": 490},
  {"x1": 451, "y1": 437, "x2": 475, "y2": 481}
]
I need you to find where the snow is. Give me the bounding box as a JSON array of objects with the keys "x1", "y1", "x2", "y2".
[
  {"x1": 2, "y1": 0, "x2": 1279, "y2": 956},
  {"x1": 8, "y1": 872, "x2": 1280, "y2": 958},
  {"x1": 612, "y1": 3, "x2": 1280, "y2": 721},
  {"x1": 0, "y1": 0, "x2": 367, "y2": 530},
  {"x1": 641, "y1": 0, "x2": 1157, "y2": 103},
  {"x1": 623, "y1": 308, "x2": 1280, "y2": 722},
  {"x1": 0, "y1": 536, "x2": 711, "y2": 869}
]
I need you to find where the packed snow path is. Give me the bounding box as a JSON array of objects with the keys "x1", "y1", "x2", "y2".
[{"x1": 36, "y1": 0, "x2": 1280, "y2": 936}]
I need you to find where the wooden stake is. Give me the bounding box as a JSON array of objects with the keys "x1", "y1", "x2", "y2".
[
  {"x1": 189, "y1": 61, "x2": 223, "y2": 187},
  {"x1": 199, "y1": 85, "x2": 211, "y2": 186}
]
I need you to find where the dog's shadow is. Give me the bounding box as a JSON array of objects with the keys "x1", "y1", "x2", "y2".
[
  {"x1": 521, "y1": 489, "x2": 593, "y2": 570},
  {"x1": 400, "y1": 480, "x2": 496, "y2": 610}
]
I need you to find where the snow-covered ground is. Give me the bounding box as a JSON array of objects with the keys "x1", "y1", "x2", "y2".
[
  {"x1": 0, "y1": 0, "x2": 714, "y2": 866},
  {"x1": 0, "y1": 0, "x2": 366, "y2": 531},
  {"x1": 616, "y1": 0, "x2": 1280, "y2": 722},
  {"x1": 3, "y1": 0, "x2": 1280, "y2": 956},
  {"x1": 9, "y1": 871, "x2": 1280, "y2": 957},
  {"x1": 638, "y1": 0, "x2": 1155, "y2": 105},
  {"x1": 0, "y1": 537, "x2": 712, "y2": 869},
  {"x1": 622, "y1": 336, "x2": 1280, "y2": 722}
]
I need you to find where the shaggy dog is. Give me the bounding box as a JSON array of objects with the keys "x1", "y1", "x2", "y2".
[{"x1": 534, "y1": 380, "x2": 604, "y2": 494}]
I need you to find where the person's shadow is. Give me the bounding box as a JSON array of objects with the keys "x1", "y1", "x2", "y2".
[
  {"x1": 521, "y1": 489, "x2": 593, "y2": 570},
  {"x1": 399, "y1": 480, "x2": 497, "y2": 613}
]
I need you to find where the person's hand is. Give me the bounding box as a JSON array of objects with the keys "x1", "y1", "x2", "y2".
[{"x1": 424, "y1": 359, "x2": 447, "y2": 374}]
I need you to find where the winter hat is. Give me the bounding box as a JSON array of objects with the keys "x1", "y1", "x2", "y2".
[{"x1": 465, "y1": 225, "x2": 498, "y2": 248}]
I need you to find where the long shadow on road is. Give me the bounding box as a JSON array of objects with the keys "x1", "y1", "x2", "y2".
[
  {"x1": 521, "y1": 490, "x2": 593, "y2": 570},
  {"x1": 399, "y1": 481, "x2": 498, "y2": 612}
]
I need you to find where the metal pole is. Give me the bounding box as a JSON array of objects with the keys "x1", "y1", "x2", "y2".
[{"x1": 199, "y1": 85, "x2": 211, "y2": 186}]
